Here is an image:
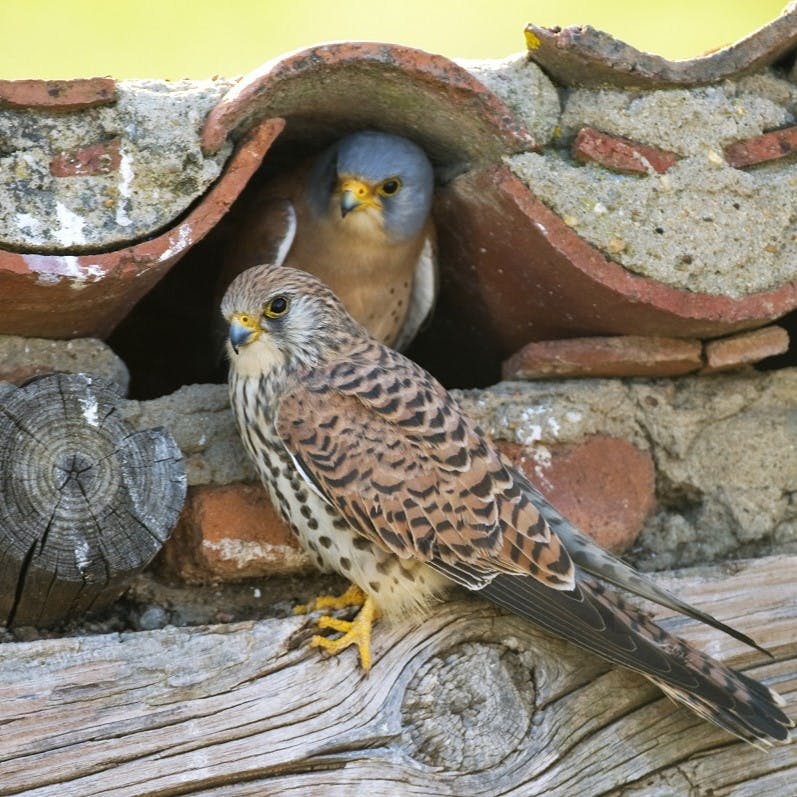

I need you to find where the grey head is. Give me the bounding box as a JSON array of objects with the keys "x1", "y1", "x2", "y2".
[{"x1": 307, "y1": 130, "x2": 434, "y2": 242}]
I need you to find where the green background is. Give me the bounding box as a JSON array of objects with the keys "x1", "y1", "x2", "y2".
[{"x1": 0, "y1": 1, "x2": 787, "y2": 79}]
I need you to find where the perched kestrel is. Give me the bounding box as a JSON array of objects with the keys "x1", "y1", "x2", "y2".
[
  {"x1": 222, "y1": 130, "x2": 436, "y2": 350},
  {"x1": 222, "y1": 264, "x2": 793, "y2": 747}
]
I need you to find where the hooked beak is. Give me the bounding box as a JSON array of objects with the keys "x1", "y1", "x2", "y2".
[
  {"x1": 228, "y1": 313, "x2": 260, "y2": 354},
  {"x1": 339, "y1": 178, "x2": 378, "y2": 217}
]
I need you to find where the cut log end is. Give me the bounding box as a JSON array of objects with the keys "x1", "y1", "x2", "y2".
[{"x1": 0, "y1": 372, "x2": 186, "y2": 627}]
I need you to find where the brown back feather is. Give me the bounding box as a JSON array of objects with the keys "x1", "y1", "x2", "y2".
[{"x1": 276, "y1": 340, "x2": 575, "y2": 589}]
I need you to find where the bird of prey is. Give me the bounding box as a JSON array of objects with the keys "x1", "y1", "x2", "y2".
[
  {"x1": 222, "y1": 264, "x2": 793, "y2": 748},
  {"x1": 221, "y1": 130, "x2": 436, "y2": 350}
]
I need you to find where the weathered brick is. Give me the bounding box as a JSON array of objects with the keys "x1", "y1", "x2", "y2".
[
  {"x1": 159, "y1": 483, "x2": 312, "y2": 583},
  {"x1": 573, "y1": 127, "x2": 680, "y2": 174},
  {"x1": 50, "y1": 138, "x2": 121, "y2": 177},
  {"x1": 503, "y1": 335, "x2": 703, "y2": 380},
  {"x1": 724, "y1": 126, "x2": 797, "y2": 168},
  {"x1": 496, "y1": 436, "x2": 655, "y2": 553},
  {"x1": 702, "y1": 325, "x2": 789, "y2": 373},
  {"x1": 0, "y1": 78, "x2": 116, "y2": 110}
]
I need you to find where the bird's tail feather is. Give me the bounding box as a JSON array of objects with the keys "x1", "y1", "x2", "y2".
[
  {"x1": 538, "y1": 500, "x2": 771, "y2": 656},
  {"x1": 480, "y1": 572, "x2": 793, "y2": 746}
]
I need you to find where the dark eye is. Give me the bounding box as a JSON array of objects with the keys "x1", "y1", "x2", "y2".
[
  {"x1": 263, "y1": 295, "x2": 289, "y2": 319},
  {"x1": 379, "y1": 178, "x2": 401, "y2": 196}
]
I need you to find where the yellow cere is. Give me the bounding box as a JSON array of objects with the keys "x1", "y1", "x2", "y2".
[{"x1": 340, "y1": 178, "x2": 380, "y2": 211}]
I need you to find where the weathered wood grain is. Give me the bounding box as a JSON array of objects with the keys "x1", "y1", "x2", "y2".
[
  {"x1": 0, "y1": 555, "x2": 794, "y2": 796},
  {"x1": 0, "y1": 373, "x2": 186, "y2": 627}
]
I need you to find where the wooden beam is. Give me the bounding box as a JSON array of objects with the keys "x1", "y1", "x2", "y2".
[{"x1": 0, "y1": 555, "x2": 794, "y2": 796}]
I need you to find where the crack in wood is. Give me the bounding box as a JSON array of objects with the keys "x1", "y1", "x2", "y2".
[{"x1": 0, "y1": 558, "x2": 793, "y2": 795}]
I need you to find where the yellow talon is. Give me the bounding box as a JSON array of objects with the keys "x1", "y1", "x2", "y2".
[
  {"x1": 314, "y1": 584, "x2": 367, "y2": 612},
  {"x1": 294, "y1": 583, "x2": 366, "y2": 615},
  {"x1": 311, "y1": 593, "x2": 379, "y2": 672}
]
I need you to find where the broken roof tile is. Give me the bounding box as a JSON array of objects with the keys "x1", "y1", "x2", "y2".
[
  {"x1": 525, "y1": 3, "x2": 797, "y2": 88},
  {"x1": 0, "y1": 78, "x2": 234, "y2": 252},
  {"x1": 724, "y1": 125, "x2": 797, "y2": 167},
  {"x1": 572, "y1": 127, "x2": 680, "y2": 175},
  {"x1": 201, "y1": 42, "x2": 536, "y2": 164},
  {"x1": 429, "y1": 164, "x2": 797, "y2": 370},
  {"x1": 0, "y1": 118, "x2": 283, "y2": 339}
]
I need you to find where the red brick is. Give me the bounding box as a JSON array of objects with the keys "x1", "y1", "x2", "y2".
[
  {"x1": 502, "y1": 335, "x2": 702, "y2": 380},
  {"x1": 702, "y1": 325, "x2": 789, "y2": 373},
  {"x1": 497, "y1": 436, "x2": 655, "y2": 553},
  {"x1": 573, "y1": 127, "x2": 680, "y2": 174},
  {"x1": 158, "y1": 483, "x2": 313, "y2": 584},
  {"x1": 724, "y1": 126, "x2": 797, "y2": 168},
  {"x1": 0, "y1": 78, "x2": 116, "y2": 111},
  {"x1": 50, "y1": 138, "x2": 121, "y2": 177}
]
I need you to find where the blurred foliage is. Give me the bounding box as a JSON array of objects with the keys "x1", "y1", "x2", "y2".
[{"x1": 0, "y1": 0, "x2": 787, "y2": 79}]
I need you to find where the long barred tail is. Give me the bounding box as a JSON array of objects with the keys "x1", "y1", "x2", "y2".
[
  {"x1": 480, "y1": 572, "x2": 793, "y2": 746},
  {"x1": 650, "y1": 677, "x2": 788, "y2": 749}
]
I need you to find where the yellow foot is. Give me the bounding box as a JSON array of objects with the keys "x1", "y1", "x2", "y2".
[
  {"x1": 294, "y1": 584, "x2": 366, "y2": 615},
  {"x1": 312, "y1": 593, "x2": 380, "y2": 672}
]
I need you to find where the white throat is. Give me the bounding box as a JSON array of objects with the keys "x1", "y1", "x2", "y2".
[{"x1": 227, "y1": 336, "x2": 286, "y2": 379}]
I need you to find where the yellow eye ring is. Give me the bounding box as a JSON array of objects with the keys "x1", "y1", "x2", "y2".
[
  {"x1": 263, "y1": 295, "x2": 290, "y2": 319},
  {"x1": 378, "y1": 177, "x2": 402, "y2": 197}
]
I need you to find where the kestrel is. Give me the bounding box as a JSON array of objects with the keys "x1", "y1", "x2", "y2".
[
  {"x1": 222, "y1": 264, "x2": 793, "y2": 747},
  {"x1": 221, "y1": 130, "x2": 436, "y2": 350}
]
